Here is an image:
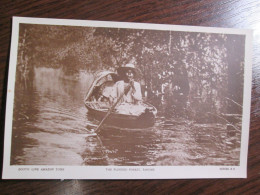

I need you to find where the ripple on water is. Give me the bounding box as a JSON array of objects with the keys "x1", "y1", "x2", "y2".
[{"x1": 11, "y1": 68, "x2": 242, "y2": 166}]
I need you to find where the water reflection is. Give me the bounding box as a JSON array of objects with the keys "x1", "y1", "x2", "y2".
[{"x1": 11, "y1": 67, "x2": 241, "y2": 166}]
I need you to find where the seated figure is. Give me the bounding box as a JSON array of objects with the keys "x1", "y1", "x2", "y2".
[{"x1": 114, "y1": 64, "x2": 145, "y2": 115}]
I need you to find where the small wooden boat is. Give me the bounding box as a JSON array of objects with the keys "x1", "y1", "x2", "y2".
[{"x1": 84, "y1": 71, "x2": 157, "y2": 129}]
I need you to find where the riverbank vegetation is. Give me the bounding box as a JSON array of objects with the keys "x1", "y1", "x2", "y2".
[{"x1": 17, "y1": 23, "x2": 245, "y2": 122}]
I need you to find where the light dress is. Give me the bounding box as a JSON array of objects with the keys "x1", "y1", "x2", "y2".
[{"x1": 114, "y1": 80, "x2": 145, "y2": 115}]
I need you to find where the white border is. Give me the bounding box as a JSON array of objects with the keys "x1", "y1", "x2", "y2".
[{"x1": 2, "y1": 17, "x2": 253, "y2": 179}]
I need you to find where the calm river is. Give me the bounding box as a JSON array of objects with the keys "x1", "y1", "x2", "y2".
[{"x1": 11, "y1": 67, "x2": 241, "y2": 166}]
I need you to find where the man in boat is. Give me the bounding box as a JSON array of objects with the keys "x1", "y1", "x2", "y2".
[{"x1": 113, "y1": 64, "x2": 145, "y2": 115}]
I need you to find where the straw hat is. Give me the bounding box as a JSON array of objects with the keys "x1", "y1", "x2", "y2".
[{"x1": 116, "y1": 64, "x2": 141, "y2": 78}]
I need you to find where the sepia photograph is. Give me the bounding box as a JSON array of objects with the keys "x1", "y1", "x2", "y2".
[{"x1": 3, "y1": 17, "x2": 252, "y2": 179}]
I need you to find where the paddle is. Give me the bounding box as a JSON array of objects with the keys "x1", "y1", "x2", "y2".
[{"x1": 94, "y1": 84, "x2": 131, "y2": 134}]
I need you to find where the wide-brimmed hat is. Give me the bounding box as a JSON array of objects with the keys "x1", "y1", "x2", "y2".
[{"x1": 116, "y1": 64, "x2": 141, "y2": 78}]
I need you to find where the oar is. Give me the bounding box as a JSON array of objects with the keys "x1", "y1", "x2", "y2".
[{"x1": 94, "y1": 84, "x2": 131, "y2": 134}]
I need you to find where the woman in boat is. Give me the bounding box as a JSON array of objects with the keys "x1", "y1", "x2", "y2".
[
  {"x1": 115, "y1": 63, "x2": 142, "y2": 104},
  {"x1": 114, "y1": 64, "x2": 145, "y2": 115}
]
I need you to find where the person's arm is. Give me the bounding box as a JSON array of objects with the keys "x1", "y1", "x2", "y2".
[
  {"x1": 131, "y1": 82, "x2": 142, "y2": 102},
  {"x1": 113, "y1": 81, "x2": 124, "y2": 105}
]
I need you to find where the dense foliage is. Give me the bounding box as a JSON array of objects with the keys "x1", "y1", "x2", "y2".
[{"x1": 17, "y1": 24, "x2": 245, "y2": 121}]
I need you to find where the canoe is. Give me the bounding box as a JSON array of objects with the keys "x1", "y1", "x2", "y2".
[{"x1": 84, "y1": 71, "x2": 157, "y2": 129}]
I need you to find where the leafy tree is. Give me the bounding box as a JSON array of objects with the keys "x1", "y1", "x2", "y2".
[{"x1": 17, "y1": 24, "x2": 245, "y2": 121}]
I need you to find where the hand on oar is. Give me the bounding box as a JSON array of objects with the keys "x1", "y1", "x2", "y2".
[{"x1": 93, "y1": 85, "x2": 131, "y2": 134}]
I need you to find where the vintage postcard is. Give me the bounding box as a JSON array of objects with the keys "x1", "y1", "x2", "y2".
[{"x1": 2, "y1": 17, "x2": 252, "y2": 179}]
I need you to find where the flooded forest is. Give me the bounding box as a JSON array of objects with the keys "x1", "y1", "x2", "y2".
[
  {"x1": 11, "y1": 23, "x2": 245, "y2": 166},
  {"x1": 17, "y1": 24, "x2": 244, "y2": 122}
]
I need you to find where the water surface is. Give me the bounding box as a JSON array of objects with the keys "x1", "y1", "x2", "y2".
[{"x1": 11, "y1": 67, "x2": 241, "y2": 166}]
